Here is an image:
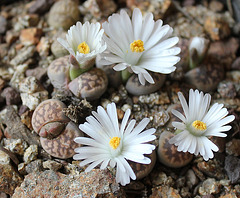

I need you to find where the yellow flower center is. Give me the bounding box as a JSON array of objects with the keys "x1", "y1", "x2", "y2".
[
  {"x1": 109, "y1": 137, "x2": 121, "y2": 149},
  {"x1": 130, "y1": 40, "x2": 144, "y2": 53},
  {"x1": 192, "y1": 120, "x2": 207, "y2": 131},
  {"x1": 77, "y1": 42, "x2": 90, "y2": 54}
]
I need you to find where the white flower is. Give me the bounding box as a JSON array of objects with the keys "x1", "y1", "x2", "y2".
[
  {"x1": 169, "y1": 89, "x2": 235, "y2": 161},
  {"x1": 73, "y1": 103, "x2": 156, "y2": 186},
  {"x1": 99, "y1": 8, "x2": 181, "y2": 85},
  {"x1": 58, "y1": 21, "x2": 107, "y2": 66}
]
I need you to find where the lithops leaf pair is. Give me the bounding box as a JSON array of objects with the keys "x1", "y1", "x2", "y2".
[
  {"x1": 48, "y1": 56, "x2": 108, "y2": 100},
  {"x1": 32, "y1": 99, "x2": 83, "y2": 159}
]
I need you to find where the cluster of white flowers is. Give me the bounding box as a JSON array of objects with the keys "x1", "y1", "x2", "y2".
[
  {"x1": 58, "y1": 8, "x2": 235, "y2": 186},
  {"x1": 59, "y1": 8, "x2": 180, "y2": 85}
]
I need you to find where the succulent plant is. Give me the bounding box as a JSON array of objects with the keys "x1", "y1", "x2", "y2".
[{"x1": 32, "y1": 99, "x2": 83, "y2": 159}]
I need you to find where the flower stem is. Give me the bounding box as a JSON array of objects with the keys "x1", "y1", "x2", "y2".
[
  {"x1": 121, "y1": 69, "x2": 132, "y2": 83},
  {"x1": 69, "y1": 66, "x2": 87, "y2": 80}
]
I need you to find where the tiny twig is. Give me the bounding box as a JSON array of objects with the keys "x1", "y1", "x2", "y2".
[{"x1": 0, "y1": 144, "x2": 19, "y2": 165}]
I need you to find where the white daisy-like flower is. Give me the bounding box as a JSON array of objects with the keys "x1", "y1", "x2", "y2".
[
  {"x1": 73, "y1": 103, "x2": 156, "y2": 186},
  {"x1": 99, "y1": 8, "x2": 181, "y2": 85},
  {"x1": 169, "y1": 89, "x2": 235, "y2": 161},
  {"x1": 58, "y1": 21, "x2": 107, "y2": 67}
]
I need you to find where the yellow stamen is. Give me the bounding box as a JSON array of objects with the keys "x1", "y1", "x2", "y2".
[
  {"x1": 109, "y1": 137, "x2": 121, "y2": 149},
  {"x1": 130, "y1": 40, "x2": 144, "y2": 53},
  {"x1": 77, "y1": 42, "x2": 90, "y2": 54},
  {"x1": 192, "y1": 120, "x2": 207, "y2": 131}
]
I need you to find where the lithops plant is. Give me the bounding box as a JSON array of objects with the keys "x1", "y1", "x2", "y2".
[
  {"x1": 32, "y1": 99, "x2": 83, "y2": 159},
  {"x1": 129, "y1": 150, "x2": 156, "y2": 180},
  {"x1": 157, "y1": 131, "x2": 193, "y2": 168}
]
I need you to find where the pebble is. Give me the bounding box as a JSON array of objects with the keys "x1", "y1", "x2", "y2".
[
  {"x1": 197, "y1": 160, "x2": 225, "y2": 180},
  {"x1": 126, "y1": 73, "x2": 166, "y2": 96},
  {"x1": 28, "y1": 0, "x2": 54, "y2": 14},
  {"x1": 224, "y1": 155, "x2": 240, "y2": 184},
  {"x1": 17, "y1": 14, "x2": 39, "y2": 27},
  {"x1": 18, "y1": 163, "x2": 27, "y2": 175},
  {"x1": 20, "y1": 28, "x2": 42, "y2": 45},
  {"x1": 47, "y1": 55, "x2": 70, "y2": 90},
  {"x1": 157, "y1": 131, "x2": 193, "y2": 168},
  {"x1": 25, "y1": 159, "x2": 43, "y2": 174},
  {"x1": 23, "y1": 145, "x2": 38, "y2": 163},
  {"x1": 138, "y1": 92, "x2": 170, "y2": 106},
  {"x1": 10, "y1": 46, "x2": 35, "y2": 66},
  {"x1": 0, "y1": 16, "x2": 7, "y2": 34},
  {"x1": 19, "y1": 76, "x2": 43, "y2": 94},
  {"x1": 6, "y1": 30, "x2": 19, "y2": 45},
  {"x1": 209, "y1": 0, "x2": 224, "y2": 12},
  {"x1": 48, "y1": 0, "x2": 80, "y2": 30},
  {"x1": 2, "y1": 87, "x2": 21, "y2": 105},
  {"x1": 0, "y1": 150, "x2": 23, "y2": 196},
  {"x1": 226, "y1": 139, "x2": 240, "y2": 156},
  {"x1": 3, "y1": 106, "x2": 40, "y2": 146},
  {"x1": 36, "y1": 37, "x2": 51, "y2": 57},
  {"x1": 186, "y1": 169, "x2": 199, "y2": 188},
  {"x1": 43, "y1": 160, "x2": 63, "y2": 171},
  {"x1": 232, "y1": 57, "x2": 240, "y2": 70},
  {"x1": 68, "y1": 68, "x2": 108, "y2": 100},
  {"x1": 218, "y1": 81, "x2": 237, "y2": 99},
  {"x1": 150, "y1": 185, "x2": 181, "y2": 198},
  {"x1": 199, "y1": 178, "x2": 221, "y2": 195},
  {"x1": 3, "y1": 138, "x2": 28, "y2": 155},
  {"x1": 12, "y1": 169, "x2": 120, "y2": 197},
  {"x1": 204, "y1": 15, "x2": 230, "y2": 41},
  {"x1": 20, "y1": 110, "x2": 34, "y2": 130},
  {"x1": 50, "y1": 31, "x2": 69, "y2": 58},
  {"x1": 40, "y1": 121, "x2": 83, "y2": 159},
  {"x1": 151, "y1": 171, "x2": 174, "y2": 187},
  {"x1": 25, "y1": 66, "x2": 47, "y2": 81},
  {"x1": 152, "y1": 110, "x2": 170, "y2": 128}
]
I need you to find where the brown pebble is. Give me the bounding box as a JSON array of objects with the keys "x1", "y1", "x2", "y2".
[
  {"x1": 20, "y1": 28, "x2": 43, "y2": 45},
  {"x1": 157, "y1": 131, "x2": 193, "y2": 168}
]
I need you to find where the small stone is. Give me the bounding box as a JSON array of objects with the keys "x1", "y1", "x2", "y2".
[
  {"x1": 43, "y1": 160, "x2": 63, "y2": 171},
  {"x1": 217, "y1": 81, "x2": 237, "y2": 99},
  {"x1": 209, "y1": 0, "x2": 224, "y2": 12},
  {"x1": 152, "y1": 110, "x2": 170, "y2": 127},
  {"x1": 204, "y1": 15, "x2": 230, "y2": 41},
  {"x1": 0, "y1": 151, "x2": 23, "y2": 196},
  {"x1": 25, "y1": 66, "x2": 47, "y2": 81},
  {"x1": 28, "y1": 0, "x2": 54, "y2": 14},
  {"x1": 17, "y1": 14, "x2": 39, "y2": 27},
  {"x1": 138, "y1": 92, "x2": 170, "y2": 106},
  {"x1": 157, "y1": 131, "x2": 193, "y2": 168},
  {"x1": 10, "y1": 46, "x2": 35, "y2": 66},
  {"x1": 12, "y1": 169, "x2": 119, "y2": 197},
  {"x1": 36, "y1": 37, "x2": 51, "y2": 57},
  {"x1": 18, "y1": 163, "x2": 27, "y2": 175},
  {"x1": 20, "y1": 28, "x2": 43, "y2": 45},
  {"x1": 19, "y1": 76, "x2": 43, "y2": 94},
  {"x1": 151, "y1": 171, "x2": 173, "y2": 186},
  {"x1": 0, "y1": 16, "x2": 7, "y2": 34},
  {"x1": 186, "y1": 169, "x2": 199, "y2": 188},
  {"x1": 126, "y1": 73, "x2": 166, "y2": 96},
  {"x1": 24, "y1": 145, "x2": 38, "y2": 163},
  {"x1": 51, "y1": 32, "x2": 69, "y2": 58},
  {"x1": 0, "y1": 192, "x2": 8, "y2": 198},
  {"x1": 25, "y1": 159, "x2": 43, "y2": 174},
  {"x1": 68, "y1": 68, "x2": 108, "y2": 100},
  {"x1": 199, "y1": 178, "x2": 221, "y2": 196},
  {"x1": 2, "y1": 87, "x2": 21, "y2": 105},
  {"x1": 47, "y1": 56, "x2": 70, "y2": 90},
  {"x1": 226, "y1": 139, "x2": 240, "y2": 156},
  {"x1": 0, "y1": 77, "x2": 5, "y2": 91},
  {"x1": 197, "y1": 160, "x2": 225, "y2": 179},
  {"x1": 150, "y1": 186, "x2": 181, "y2": 198},
  {"x1": 224, "y1": 155, "x2": 240, "y2": 184},
  {"x1": 232, "y1": 57, "x2": 240, "y2": 70},
  {"x1": 0, "y1": 43, "x2": 8, "y2": 61},
  {"x1": 40, "y1": 121, "x2": 83, "y2": 159},
  {"x1": 21, "y1": 110, "x2": 34, "y2": 130},
  {"x1": 10, "y1": 64, "x2": 28, "y2": 90},
  {"x1": 48, "y1": 0, "x2": 80, "y2": 30},
  {"x1": 3, "y1": 139, "x2": 28, "y2": 155},
  {"x1": 3, "y1": 106, "x2": 40, "y2": 146},
  {"x1": 6, "y1": 30, "x2": 19, "y2": 45},
  {"x1": 21, "y1": 91, "x2": 49, "y2": 110}
]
